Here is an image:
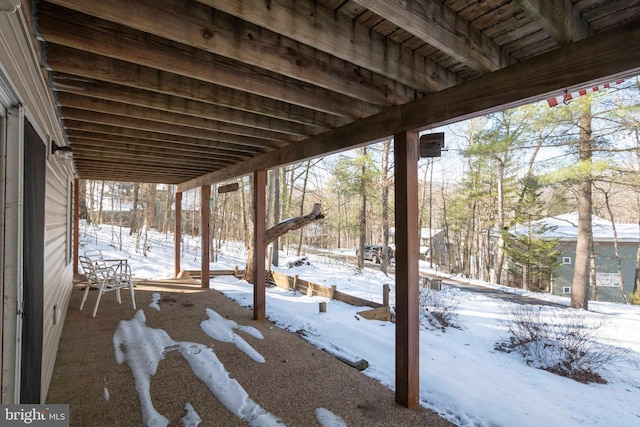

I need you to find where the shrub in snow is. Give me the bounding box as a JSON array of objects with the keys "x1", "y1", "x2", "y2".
[
  {"x1": 418, "y1": 288, "x2": 461, "y2": 331},
  {"x1": 496, "y1": 304, "x2": 622, "y2": 384}
]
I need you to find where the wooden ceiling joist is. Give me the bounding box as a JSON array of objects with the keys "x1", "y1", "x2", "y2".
[
  {"x1": 46, "y1": 51, "x2": 349, "y2": 130},
  {"x1": 43, "y1": 0, "x2": 417, "y2": 106},
  {"x1": 37, "y1": 2, "x2": 383, "y2": 118},
  {"x1": 53, "y1": 79, "x2": 323, "y2": 138},
  {"x1": 63, "y1": 121, "x2": 268, "y2": 157},
  {"x1": 29, "y1": 0, "x2": 640, "y2": 185},
  {"x1": 177, "y1": 18, "x2": 640, "y2": 192},
  {"x1": 354, "y1": 0, "x2": 512, "y2": 73},
  {"x1": 69, "y1": 137, "x2": 239, "y2": 166},
  {"x1": 56, "y1": 93, "x2": 296, "y2": 144},
  {"x1": 201, "y1": 0, "x2": 461, "y2": 92},
  {"x1": 513, "y1": 0, "x2": 590, "y2": 43},
  {"x1": 60, "y1": 109, "x2": 277, "y2": 154}
]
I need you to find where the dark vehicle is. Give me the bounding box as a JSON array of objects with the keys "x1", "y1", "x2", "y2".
[{"x1": 356, "y1": 244, "x2": 394, "y2": 264}]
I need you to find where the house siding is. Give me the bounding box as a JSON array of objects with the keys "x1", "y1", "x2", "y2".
[
  {"x1": 1, "y1": 7, "x2": 74, "y2": 403},
  {"x1": 553, "y1": 241, "x2": 638, "y2": 303}
]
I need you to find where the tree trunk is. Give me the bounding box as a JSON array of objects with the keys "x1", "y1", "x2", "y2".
[
  {"x1": 78, "y1": 179, "x2": 89, "y2": 221},
  {"x1": 240, "y1": 177, "x2": 249, "y2": 249},
  {"x1": 146, "y1": 183, "x2": 157, "y2": 229},
  {"x1": 598, "y1": 184, "x2": 628, "y2": 303},
  {"x1": 297, "y1": 161, "x2": 311, "y2": 256},
  {"x1": 130, "y1": 183, "x2": 139, "y2": 235},
  {"x1": 88, "y1": 180, "x2": 95, "y2": 223},
  {"x1": 244, "y1": 203, "x2": 324, "y2": 283},
  {"x1": 162, "y1": 185, "x2": 173, "y2": 235},
  {"x1": 380, "y1": 140, "x2": 392, "y2": 275},
  {"x1": 358, "y1": 147, "x2": 367, "y2": 270},
  {"x1": 571, "y1": 98, "x2": 593, "y2": 310},
  {"x1": 97, "y1": 180, "x2": 105, "y2": 224},
  {"x1": 492, "y1": 158, "x2": 506, "y2": 284}
]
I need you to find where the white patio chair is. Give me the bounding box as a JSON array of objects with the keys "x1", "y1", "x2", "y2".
[
  {"x1": 79, "y1": 254, "x2": 136, "y2": 317},
  {"x1": 84, "y1": 249, "x2": 129, "y2": 274}
]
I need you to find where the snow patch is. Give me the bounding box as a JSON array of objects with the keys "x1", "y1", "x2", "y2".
[
  {"x1": 315, "y1": 408, "x2": 347, "y2": 427},
  {"x1": 200, "y1": 308, "x2": 265, "y2": 363},
  {"x1": 149, "y1": 293, "x2": 161, "y2": 311},
  {"x1": 113, "y1": 310, "x2": 281, "y2": 427}
]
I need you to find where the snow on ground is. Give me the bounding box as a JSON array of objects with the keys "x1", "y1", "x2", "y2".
[{"x1": 81, "y1": 224, "x2": 640, "y2": 426}]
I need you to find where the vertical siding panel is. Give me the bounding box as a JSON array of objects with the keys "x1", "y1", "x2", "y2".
[
  {"x1": 42, "y1": 162, "x2": 74, "y2": 400},
  {"x1": 0, "y1": 9, "x2": 75, "y2": 402}
]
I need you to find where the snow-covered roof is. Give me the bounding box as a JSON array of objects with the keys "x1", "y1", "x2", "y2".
[{"x1": 510, "y1": 212, "x2": 640, "y2": 243}]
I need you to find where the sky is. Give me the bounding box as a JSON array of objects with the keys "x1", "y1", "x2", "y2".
[{"x1": 81, "y1": 222, "x2": 640, "y2": 427}]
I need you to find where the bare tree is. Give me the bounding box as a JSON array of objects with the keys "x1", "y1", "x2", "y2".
[
  {"x1": 130, "y1": 183, "x2": 140, "y2": 235},
  {"x1": 244, "y1": 203, "x2": 324, "y2": 283},
  {"x1": 162, "y1": 185, "x2": 174, "y2": 235},
  {"x1": 358, "y1": 147, "x2": 367, "y2": 270},
  {"x1": 380, "y1": 140, "x2": 392, "y2": 274}
]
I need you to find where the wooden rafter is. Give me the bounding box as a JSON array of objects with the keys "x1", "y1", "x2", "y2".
[
  {"x1": 201, "y1": 0, "x2": 461, "y2": 92},
  {"x1": 57, "y1": 93, "x2": 295, "y2": 145},
  {"x1": 37, "y1": 4, "x2": 380, "y2": 119},
  {"x1": 41, "y1": 0, "x2": 415, "y2": 107},
  {"x1": 356, "y1": 0, "x2": 513, "y2": 73},
  {"x1": 177, "y1": 19, "x2": 640, "y2": 192},
  {"x1": 46, "y1": 51, "x2": 349, "y2": 129},
  {"x1": 514, "y1": 0, "x2": 590, "y2": 44},
  {"x1": 53, "y1": 79, "x2": 323, "y2": 137}
]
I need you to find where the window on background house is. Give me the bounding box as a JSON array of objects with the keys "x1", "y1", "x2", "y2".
[
  {"x1": 596, "y1": 273, "x2": 621, "y2": 287},
  {"x1": 562, "y1": 286, "x2": 571, "y2": 294},
  {"x1": 562, "y1": 257, "x2": 571, "y2": 265}
]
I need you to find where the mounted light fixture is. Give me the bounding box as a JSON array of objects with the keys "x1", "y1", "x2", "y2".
[
  {"x1": 51, "y1": 140, "x2": 72, "y2": 156},
  {"x1": 419, "y1": 132, "x2": 445, "y2": 158}
]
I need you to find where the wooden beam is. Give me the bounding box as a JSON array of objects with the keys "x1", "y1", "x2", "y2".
[
  {"x1": 69, "y1": 142, "x2": 230, "y2": 169},
  {"x1": 72, "y1": 154, "x2": 218, "y2": 173},
  {"x1": 67, "y1": 130, "x2": 257, "y2": 158},
  {"x1": 177, "y1": 20, "x2": 640, "y2": 192},
  {"x1": 200, "y1": 0, "x2": 460, "y2": 92},
  {"x1": 53, "y1": 79, "x2": 323, "y2": 137},
  {"x1": 37, "y1": 4, "x2": 382, "y2": 118},
  {"x1": 252, "y1": 170, "x2": 267, "y2": 321},
  {"x1": 354, "y1": 0, "x2": 511, "y2": 73},
  {"x1": 514, "y1": 0, "x2": 589, "y2": 44},
  {"x1": 56, "y1": 92, "x2": 298, "y2": 144},
  {"x1": 201, "y1": 185, "x2": 211, "y2": 288},
  {"x1": 46, "y1": 50, "x2": 349, "y2": 129},
  {"x1": 174, "y1": 191, "x2": 182, "y2": 278},
  {"x1": 394, "y1": 130, "x2": 420, "y2": 408},
  {"x1": 64, "y1": 121, "x2": 270, "y2": 153},
  {"x1": 44, "y1": 0, "x2": 416, "y2": 106},
  {"x1": 61, "y1": 109, "x2": 276, "y2": 153}
]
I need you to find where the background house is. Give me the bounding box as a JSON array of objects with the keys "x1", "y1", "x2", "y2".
[{"x1": 507, "y1": 213, "x2": 639, "y2": 303}]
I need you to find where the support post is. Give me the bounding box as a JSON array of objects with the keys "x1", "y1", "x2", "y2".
[
  {"x1": 174, "y1": 191, "x2": 182, "y2": 278},
  {"x1": 73, "y1": 178, "x2": 80, "y2": 274},
  {"x1": 383, "y1": 284, "x2": 390, "y2": 307},
  {"x1": 394, "y1": 130, "x2": 420, "y2": 408},
  {"x1": 201, "y1": 185, "x2": 210, "y2": 288},
  {"x1": 253, "y1": 170, "x2": 267, "y2": 320}
]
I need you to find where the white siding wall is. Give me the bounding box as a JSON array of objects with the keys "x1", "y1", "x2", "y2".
[{"x1": 0, "y1": 6, "x2": 74, "y2": 402}]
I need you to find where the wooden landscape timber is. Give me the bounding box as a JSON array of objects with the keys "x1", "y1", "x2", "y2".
[
  {"x1": 182, "y1": 268, "x2": 245, "y2": 280},
  {"x1": 296, "y1": 329, "x2": 369, "y2": 371},
  {"x1": 269, "y1": 270, "x2": 387, "y2": 310},
  {"x1": 357, "y1": 306, "x2": 392, "y2": 322}
]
